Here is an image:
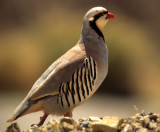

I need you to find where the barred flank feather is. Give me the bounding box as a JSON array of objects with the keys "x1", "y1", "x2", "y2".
[{"x1": 57, "y1": 56, "x2": 97, "y2": 108}]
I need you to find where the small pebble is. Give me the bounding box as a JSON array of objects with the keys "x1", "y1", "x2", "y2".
[
  {"x1": 89, "y1": 116, "x2": 101, "y2": 122},
  {"x1": 6, "y1": 122, "x2": 21, "y2": 132},
  {"x1": 81, "y1": 120, "x2": 90, "y2": 128},
  {"x1": 123, "y1": 124, "x2": 133, "y2": 132}
]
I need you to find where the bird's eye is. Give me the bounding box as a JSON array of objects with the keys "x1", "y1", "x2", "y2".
[
  {"x1": 92, "y1": 11, "x2": 108, "y2": 21},
  {"x1": 97, "y1": 11, "x2": 108, "y2": 16},
  {"x1": 98, "y1": 12, "x2": 104, "y2": 16},
  {"x1": 103, "y1": 11, "x2": 108, "y2": 14}
]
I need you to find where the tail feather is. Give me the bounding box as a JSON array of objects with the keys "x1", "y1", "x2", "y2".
[
  {"x1": 7, "y1": 98, "x2": 31, "y2": 122},
  {"x1": 7, "y1": 95, "x2": 52, "y2": 122}
]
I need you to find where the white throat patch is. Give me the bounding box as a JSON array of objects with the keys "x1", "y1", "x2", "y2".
[{"x1": 96, "y1": 17, "x2": 109, "y2": 31}]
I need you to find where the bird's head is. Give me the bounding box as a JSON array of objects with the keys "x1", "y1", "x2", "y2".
[
  {"x1": 86, "y1": 7, "x2": 115, "y2": 31},
  {"x1": 82, "y1": 7, "x2": 115, "y2": 39}
]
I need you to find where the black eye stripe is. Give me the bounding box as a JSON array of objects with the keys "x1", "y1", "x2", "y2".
[
  {"x1": 93, "y1": 11, "x2": 108, "y2": 20},
  {"x1": 103, "y1": 11, "x2": 108, "y2": 14},
  {"x1": 98, "y1": 12, "x2": 103, "y2": 16},
  {"x1": 98, "y1": 11, "x2": 108, "y2": 16}
]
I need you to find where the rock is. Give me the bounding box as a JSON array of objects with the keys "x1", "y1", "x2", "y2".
[
  {"x1": 122, "y1": 124, "x2": 133, "y2": 132},
  {"x1": 148, "y1": 122, "x2": 157, "y2": 130},
  {"x1": 60, "y1": 117, "x2": 75, "y2": 124},
  {"x1": 6, "y1": 122, "x2": 21, "y2": 132},
  {"x1": 59, "y1": 117, "x2": 77, "y2": 131},
  {"x1": 90, "y1": 116, "x2": 120, "y2": 132},
  {"x1": 92, "y1": 123, "x2": 117, "y2": 132},
  {"x1": 89, "y1": 116, "x2": 101, "y2": 122},
  {"x1": 79, "y1": 118, "x2": 88, "y2": 123},
  {"x1": 136, "y1": 128, "x2": 149, "y2": 132},
  {"x1": 142, "y1": 117, "x2": 150, "y2": 128},
  {"x1": 80, "y1": 120, "x2": 90, "y2": 128},
  {"x1": 5, "y1": 112, "x2": 160, "y2": 132},
  {"x1": 79, "y1": 118, "x2": 90, "y2": 128},
  {"x1": 102, "y1": 116, "x2": 120, "y2": 128},
  {"x1": 77, "y1": 118, "x2": 92, "y2": 132},
  {"x1": 118, "y1": 112, "x2": 160, "y2": 132},
  {"x1": 46, "y1": 119, "x2": 59, "y2": 132}
]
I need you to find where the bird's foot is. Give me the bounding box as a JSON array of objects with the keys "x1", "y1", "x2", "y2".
[{"x1": 31, "y1": 113, "x2": 49, "y2": 127}]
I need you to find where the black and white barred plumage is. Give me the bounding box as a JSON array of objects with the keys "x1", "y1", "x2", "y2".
[{"x1": 57, "y1": 56, "x2": 97, "y2": 108}]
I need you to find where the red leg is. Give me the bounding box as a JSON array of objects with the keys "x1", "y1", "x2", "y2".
[
  {"x1": 64, "y1": 110, "x2": 73, "y2": 117},
  {"x1": 31, "y1": 113, "x2": 49, "y2": 127}
]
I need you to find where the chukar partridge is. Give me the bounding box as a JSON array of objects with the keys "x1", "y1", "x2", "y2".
[{"x1": 7, "y1": 6, "x2": 115, "y2": 126}]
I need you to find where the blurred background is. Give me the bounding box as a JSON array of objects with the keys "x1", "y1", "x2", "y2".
[{"x1": 0, "y1": 0, "x2": 160, "y2": 131}]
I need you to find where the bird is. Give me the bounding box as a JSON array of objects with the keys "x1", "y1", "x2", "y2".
[{"x1": 7, "y1": 6, "x2": 115, "y2": 126}]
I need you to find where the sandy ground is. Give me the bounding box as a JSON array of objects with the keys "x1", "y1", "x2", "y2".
[{"x1": 1, "y1": 92, "x2": 160, "y2": 131}]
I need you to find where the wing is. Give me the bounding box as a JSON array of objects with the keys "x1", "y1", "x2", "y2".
[{"x1": 28, "y1": 44, "x2": 87, "y2": 101}]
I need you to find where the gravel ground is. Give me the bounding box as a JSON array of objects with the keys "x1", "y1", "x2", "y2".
[
  {"x1": 6, "y1": 112, "x2": 160, "y2": 132},
  {"x1": 1, "y1": 93, "x2": 160, "y2": 131}
]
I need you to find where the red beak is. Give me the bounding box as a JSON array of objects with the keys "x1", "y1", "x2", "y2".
[{"x1": 106, "y1": 12, "x2": 116, "y2": 19}]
